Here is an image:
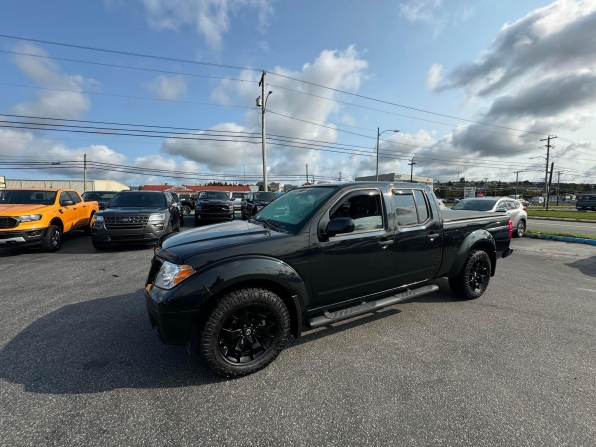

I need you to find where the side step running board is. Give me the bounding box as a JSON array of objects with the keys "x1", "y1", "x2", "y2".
[{"x1": 307, "y1": 285, "x2": 439, "y2": 329}]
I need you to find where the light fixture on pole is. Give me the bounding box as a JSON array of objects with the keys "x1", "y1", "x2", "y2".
[{"x1": 376, "y1": 128, "x2": 399, "y2": 181}]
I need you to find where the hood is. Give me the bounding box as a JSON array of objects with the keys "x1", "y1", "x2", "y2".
[
  {"x1": 100, "y1": 207, "x2": 167, "y2": 215},
  {"x1": 0, "y1": 204, "x2": 51, "y2": 214},
  {"x1": 160, "y1": 220, "x2": 286, "y2": 258}
]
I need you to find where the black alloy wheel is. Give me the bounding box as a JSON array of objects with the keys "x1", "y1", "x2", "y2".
[
  {"x1": 218, "y1": 305, "x2": 278, "y2": 364},
  {"x1": 448, "y1": 249, "x2": 492, "y2": 300},
  {"x1": 182, "y1": 205, "x2": 192, "y2": 215},
  {"x1": 41, "y1": 224, "x2": 62, "y2": 252},
  {"x1": 196, "y1": 288, "x2": 290, "y2": 377},
  {"x1": 468, "y1": 258, "x2": 489, "y2": 294},
  {"x1": 51, "y1": 228, "x2": 61, "y2": 249}
]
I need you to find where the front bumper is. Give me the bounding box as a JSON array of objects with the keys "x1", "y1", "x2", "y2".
[
  {"x1": 0, "y1": 227, "x2": 47, "y2": 246},
  {"x1": 195, "y1": 211, "x2": 234, "y2": 221},
  {"x1": 91, "y1": 223, "x2": 169, "y2": 244},
  {"x1": 144, "y1": 272, "x2": 212, "y2": 345}
]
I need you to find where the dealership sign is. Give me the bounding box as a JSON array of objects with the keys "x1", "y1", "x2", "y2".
[{"x1": 464, "y1": 187, "x2": 476, "y2": 199}]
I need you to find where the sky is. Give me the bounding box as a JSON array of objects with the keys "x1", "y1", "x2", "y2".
[{"x1": 1, "y1": 0, "x2": 595, "y2": 187}]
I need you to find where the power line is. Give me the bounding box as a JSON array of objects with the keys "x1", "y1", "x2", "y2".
[{"x1": 0, "y1": 34, "x2": 553, "y2": 137}]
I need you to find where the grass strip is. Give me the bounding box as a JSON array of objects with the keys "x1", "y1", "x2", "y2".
[
  {"x1": 526, "y1": 229, "x2": 596, "y2": 240},
  {"x1": 527, "y1": 210, "x2": 596, "y2": 220}
]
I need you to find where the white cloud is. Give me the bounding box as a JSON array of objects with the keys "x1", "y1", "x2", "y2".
[
  {"x1": 144, "y1": 75, "x2": 188, "y2": 100},
  {"x1": 425, "y1": 63, "x2": 442, "y2": 90},
  {"x1": 139, "y1": 0, "x2": 274, "y2": 48},
  {"x1": 400, "y1": 0, "x2": 442, "y2": 23},
  {"x1": 171, "y1": 45, "x2": 369, "y2": 181},
  {"x1": 258, "y1": 40, "x2": 270, "y2": 52},
  {"x1": 9, "y1": 42, "x2": 95, "y2": 120}
]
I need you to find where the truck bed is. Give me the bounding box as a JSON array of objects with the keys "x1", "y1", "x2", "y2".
[{"x1": 441, "y1": 209, "x2": 501, "y2": 224}]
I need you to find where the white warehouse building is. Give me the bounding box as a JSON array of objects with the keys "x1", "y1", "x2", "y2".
[{"x1": 4, "y1": 179, "x2": 130, "y2": 194}]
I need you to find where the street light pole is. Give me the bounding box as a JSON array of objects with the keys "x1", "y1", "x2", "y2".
[
  {"x1": 258, "y1": 71, "x2": 272, "y2": 192},
  {"x1": 514, "y1": 170, "x2": 522, "y2": 198},
  {"x1": 376, "y1": 128, "x2": 399, "y2": 181}
]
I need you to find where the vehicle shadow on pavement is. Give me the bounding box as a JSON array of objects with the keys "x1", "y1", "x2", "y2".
[
  {"x1": 566, "y1": 256, "x2": 596, "y2": 278},
  {"x1": 0, "y1": 289, "x2": 224, "y2": 394}
]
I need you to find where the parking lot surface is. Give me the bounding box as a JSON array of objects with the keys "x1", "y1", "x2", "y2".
[{"x1": 1, "y1": 229, "x2": 595, "y2": 446}]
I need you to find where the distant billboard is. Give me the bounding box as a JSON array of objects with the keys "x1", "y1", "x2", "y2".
[
  {"x1": 0, "y1": 176, "x2": 5, "y2": 189},
  {"x1": 464, "y1": 187, "x2": 476, "y2": 199}
]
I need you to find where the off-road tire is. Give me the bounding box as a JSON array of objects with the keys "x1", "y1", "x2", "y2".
[
  {"x1": 40, "y1": 225, "x2": 62, "y2": 252},
  {"x1": 448, "y1": 249, "x2": 491, "y2": 300},
  {"x1": 514, "y1": 220, "x2": 525, "y2": 238},
  {"x1": 198, "y1": 288, "x2": 290, "y2": 377}
]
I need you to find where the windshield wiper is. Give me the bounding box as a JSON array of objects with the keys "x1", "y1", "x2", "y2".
[{"x1": 255, "y1": 218, "x2": 285, "y2": 232}]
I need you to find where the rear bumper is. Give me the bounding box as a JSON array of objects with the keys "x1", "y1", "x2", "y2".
[
  {"x1": 501, "y1": 247, "x2": 513, "y2": 259},
  {"x1": 0, "y1": 227, "x2": 47, "y2": 246}
]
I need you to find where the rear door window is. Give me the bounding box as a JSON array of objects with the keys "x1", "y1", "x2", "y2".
[
  {"x1": 392, "y1": 190, "x2": 418, "y2": 226},
  {"x1": 413, "y1": 190, "x2": 429, "y2": 223},
  {"x1": 506, "y1": 201, "x2": 516, "y2": 210}
]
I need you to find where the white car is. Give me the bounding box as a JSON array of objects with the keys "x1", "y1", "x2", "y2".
[{"x1": 450, "y1": 197, "x2": 528, "y2": 237}]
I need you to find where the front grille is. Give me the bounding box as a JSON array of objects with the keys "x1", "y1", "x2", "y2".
[
  {"x1": 109, "y1": 234, "x2": 145, "y2": 241},
  {"x1": 201, "y1": 204, "x2": 230, "y2": 214},
  {"x1": 105, "y1": 215, "x2": 149, "y2": 230},
  {"x1": 0, "y1": 217, "x2": 19, "y2": 229}
]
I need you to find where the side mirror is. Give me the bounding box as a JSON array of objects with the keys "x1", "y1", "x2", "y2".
[
  {"x1": 326, "y1": 217, "x2": 355, "y2": 237},
  {"x1": 496, "y1": 207, "x2": 507, "y2": 212},
  {"x1": 60, "y1": 199, "x2": 75, "y2": 207}
]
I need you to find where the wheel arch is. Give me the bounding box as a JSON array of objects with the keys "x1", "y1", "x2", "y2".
[
  {"x1": 49, "y1": 217, "x2": 64, "y2": 231},
  {"x1": 448, "y1": 230, "x2": 497, "y2": 278},
  {"x1": 195, "y1": 256, "x2": 308, "y2": 338}
]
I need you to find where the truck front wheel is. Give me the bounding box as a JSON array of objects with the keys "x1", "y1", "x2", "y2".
[
  {"x1": 449, "y1": 249, "x2": 491, "y2": 300},
  {"x1": 197, "y1": 288, "x2": 290, "y2": 377},
  {"x1": 40, "y1": 225, "x2": 62, "y2": 252}
]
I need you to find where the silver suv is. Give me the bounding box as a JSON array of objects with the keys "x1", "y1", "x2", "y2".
[{"x1": 450, "y1": 197, "x2": 528, "y2": 237}]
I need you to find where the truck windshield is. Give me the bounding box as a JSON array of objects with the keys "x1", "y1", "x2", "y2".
[
  {"x1": 254, "y1": 192, "x2": 278, "y2": 201},
  {"x1": 199, "y1": 192, "x2": 229, "y2": 200},
  {"x1": 108, "y1": 193, "x2": 166, "y2": 208},
  {"x1": 452, "y1": 199, "x2": 498, "y2": 211},
  {"x1": 82, "y1": 191, "x2": 117, "y2": 201},
  {"x1": 254, "y1": 187, "x2": 336, "y2": 232},
  {"x1": 0, "y1": 190, "x2": 57, "y2": 205}
]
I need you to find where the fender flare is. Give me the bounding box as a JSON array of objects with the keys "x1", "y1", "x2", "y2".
[
  {"x1": 197, "y1": 255, "x2": 308, "y2": 337},
  {"x1": 447, "y1": 229, "x2": 497, "y2": 278}
]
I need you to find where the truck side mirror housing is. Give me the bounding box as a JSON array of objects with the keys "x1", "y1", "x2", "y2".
[
  {"x1": 60, "y1": 199, "x2": 75, "y2": 207},
  {"x1": 326, "y1": 217, "x2": 355, "y2": 237}
]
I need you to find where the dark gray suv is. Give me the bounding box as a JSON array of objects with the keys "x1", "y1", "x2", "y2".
[{"x1": 90, "y1": 191, "x2": 181, "y2": 249}]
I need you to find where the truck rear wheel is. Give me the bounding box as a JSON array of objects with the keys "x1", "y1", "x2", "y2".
[
  {"x1": 40, "y1": 225, "x2": 62, "y2": 252},
  {"x1": 197, "y1": 288, "x2": 290, "y2": 377},
  {"x1": 449, "y1": 249, "x2": 491, "y2": 300}
]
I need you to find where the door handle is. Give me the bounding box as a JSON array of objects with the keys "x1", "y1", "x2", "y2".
[
  {"x1": 378, "y1": 239, "x2": 394, "y2": 248},
  {"x1": 427, "y1": 232, "x2": 439, "y2": 240}
]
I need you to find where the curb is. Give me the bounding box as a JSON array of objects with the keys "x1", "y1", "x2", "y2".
[
  {"x1": 525, "y1": 233, "x2": 596, "y2": 245},
  {"x1": 528, "y1": 216, "x2": 596, "y2": 223}
]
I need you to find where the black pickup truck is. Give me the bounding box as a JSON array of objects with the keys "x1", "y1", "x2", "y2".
[{"x1": 145, "y1": 182, "x2": 513, "y2": 377}]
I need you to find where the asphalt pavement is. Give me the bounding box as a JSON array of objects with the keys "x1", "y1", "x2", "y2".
[
  {"x1": 1, "y1": 228, "x2": 595, "y2": 446},
  {"x1": 528, "y1": 218, "x2": 596, "y2": 235}
]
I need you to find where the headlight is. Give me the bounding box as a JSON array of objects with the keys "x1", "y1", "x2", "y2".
[
  {"x1": 228, "y1": 204, "x2": 234, "y2": 210},
  {"x1": 15, "y1": 214, "x2": 42, "y2": 222},
  {"x1": 154, "y1": 261, "x2": 195, "y2": 289},
  {"x1": 94, "y1": 215, "x2": 104, "y2": 223},
  {"x1": 148, "y1": 213, "x2": 165, "y2": 222}
]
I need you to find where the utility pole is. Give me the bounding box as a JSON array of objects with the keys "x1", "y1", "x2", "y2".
[
  {"x1": 514, "y1": 170, "x2": 522, "y2": 198},
  {"x1": 338, "y1": 171, "x2": 342, "y2": 182},
  {"x1": 556, "y1": 171, "x2": 563, "y2": 206},
  {"x1": 539, "y1": 135, "x2": 556, "y2": 208},
  {"x1": 83, "y1": 153, "x2": 87, "y2": 192},
  {"x1": 258, "y1": 71, "x2": 271, "y2": 192},
  {"x1": 408, "y1": 158, "x2": 416, "y2": 182},
  {"x1": 376, "y1": 127, "x2": 380, "y2": 181},
  {"x1": 484, "y1": 178, "x2": 488, "y2": 197},
  {"x1": 546, "y1": 162, "x2": 554, "y2": 211},
  {"x1": 306, "y1": 164, "x2": 308, "y2": 185}
]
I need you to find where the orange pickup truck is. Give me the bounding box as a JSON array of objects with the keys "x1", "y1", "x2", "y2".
[{"x1": 0, "y1": 188, "x2": 99, "y2": 251}]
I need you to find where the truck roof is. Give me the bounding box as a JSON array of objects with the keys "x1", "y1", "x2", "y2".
[
  {"x1": 1, "y1": 187, "x2": 75, "y2": 192},
  {"x1": 301, "y1": 181, "x2": 431, "y2": 190}
]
